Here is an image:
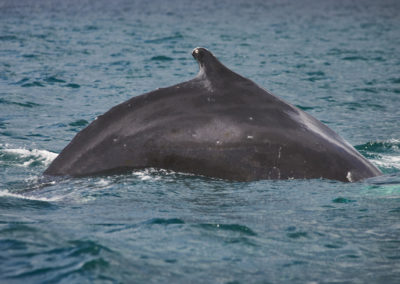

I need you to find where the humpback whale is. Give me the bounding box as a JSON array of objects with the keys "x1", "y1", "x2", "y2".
[{"x1": 44, "y1": 47, "x2": 382, "y2": 182}]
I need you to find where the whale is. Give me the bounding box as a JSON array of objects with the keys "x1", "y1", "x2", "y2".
[{"x1": 44, "y1": 47, "x2": 382, "y2": 182}]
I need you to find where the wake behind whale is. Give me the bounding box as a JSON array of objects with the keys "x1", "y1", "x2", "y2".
[{"x1": 44, "y1": 47, "x2": 382, "y2": 182}]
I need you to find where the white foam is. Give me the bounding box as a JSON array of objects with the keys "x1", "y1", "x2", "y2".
[
  {"x1": 372, "y1": 155, "x2": 400, "y2": 170},
  {"x1": 95, "y1": 178, "x2": 111, "y2": 187},
  {"x1": 132, "y1": 169, "x2": 161, "y2": 181},
  {"x1": 3, "y1": 148, "x2": 58, "y2": 167},
  {"x1": 387, "y1": 138, "x2": 400, "y2": 144},
  {"x1": 362, "y1": 139, "x2": 400, "y2": 171},
  {"x1": 0, "y1": 189, "x2": 63, "y2": 202}
]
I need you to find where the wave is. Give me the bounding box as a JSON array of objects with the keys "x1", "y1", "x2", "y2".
[
  {"x1": 0, "y1": 189, "x2": 63, "y2": 202},
  {"x1": 356, "y1": 139, "x2": 400, "y2": 173},
  {"x1": 0, "y1": 145, "x2": 58, "y2": 168},
  {"x1": 0, "y1": 98, "x2": 41, "y2": 108},
  {"x1": 371, "y1": 155, "x2": 400, "y2": 172},
  {"x1": 150, "y1": 55, "x2": 174, "y2": 61},
  {"x1": 144, "y1": 32, "x2": 184, "y2": 44},
  {"x1": 356, "y1": 139, "x2": 400, "y2": 153},
  {"x1": 132, "y1": 168, "x2": 166, "y2": 181},
  {"x1": 132, "y1": 168, "x2": 201, "y2": 182}
]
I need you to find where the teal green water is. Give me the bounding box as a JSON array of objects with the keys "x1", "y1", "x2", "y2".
[{"x1": 1, "y1": 0, "x2": 400, "y2": 283}]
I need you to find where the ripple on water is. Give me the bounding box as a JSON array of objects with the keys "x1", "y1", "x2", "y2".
[
  {"x1": 64, "y1": 83, "x2": 80, "y2": 88},
  {"x1": 0, "y1": 98, "x2": 41, "y2": 108},
  {"x1": 0, "y1": 191, "x2": 59, "y2": 209},
  {"x1": 68, "y1": 119, "x2": 89, "y2": 127},
  {"x1": 286, "y1": 231, "x2": 309, "y2": 239},
  {"x1": 145, "y1": 218, "x2": 185, "y2": 225},
  {"x1": 0, "y1": 35, "x2": 19, "y2": 41},
  {"x1": 21, "y1": 81, "x2": 45, "y2": 88},
  {"x1": 110, "y1": 60, "x2": 131, "y2": 66},
  {"x1": 295, "y1": 104, "x2": 317, "y2": 111},
  {"x1": 198, "y1": 223, "x2": 257, "y2": 236},
  {"x1": 332, "y1": 197, "x2": 357, "y2": 204},
  {"x1": 388, "y1": 78, "x2": 400, "y2": 84},
  {"x1": 22, "y1": 54, "x2": 38, "y2": 59},
  {"x1": 353, "y1": 87, "x2": 378, "y2": 94},
  {"x1": 2, "y1": 238, "x2": 117, "y2": 282},
  {"x1": 150, "y1": 55, "x2": 174, "y2": 61},
  {"x1": 144, "y1": 33, "x2": 184, "y2": 44},
  {"x1": 44, "y1": 76, "x2": 66, "y2": 84},
  {"x1": 285, "y1": 226, "x2": 309, "y2": 239},
  {"x1": 342, "y1": 56, "x2": 368, "y2": 61}
]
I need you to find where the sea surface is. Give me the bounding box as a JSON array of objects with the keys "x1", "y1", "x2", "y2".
[{"x1": 1, "y1": 0, "x2": 399, "y2": 283}]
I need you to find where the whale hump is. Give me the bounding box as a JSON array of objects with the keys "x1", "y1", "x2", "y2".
[{"x1": 44, "y1": 48, "x2": 382, "y2": 182}]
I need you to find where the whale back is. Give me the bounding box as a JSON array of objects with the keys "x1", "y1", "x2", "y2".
[{"x1": 44, "y1": 48, "x2": 382, "y2": 182}]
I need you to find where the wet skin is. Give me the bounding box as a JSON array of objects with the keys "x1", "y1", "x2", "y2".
[{"x1": 44, "y1": 47, "x2": 382, "y2": 182}]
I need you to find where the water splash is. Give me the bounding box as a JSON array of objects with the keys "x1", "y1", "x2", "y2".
[
  {"x1": 356, "y1": 139, "x2": 400, "y2": 173},
  {"x1": 0, "y1": 146, "x2": 58, "y2": 167},
  {"x1": 0, "y1": 189, "x2": 63, "y2": 202}
]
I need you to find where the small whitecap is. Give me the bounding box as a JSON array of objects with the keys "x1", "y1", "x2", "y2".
[
  {"x1": 96, "y1": 178, "x2": 111, "y2": 187},
  {"x1": 0, "y1": 189, "x2": 63, "y2": 202},
  {"x1": 23, "y1": 159, "x2": 35, "y2": 167},
  {"x1": 132, "y1": 169, "x2": 161, "y2": 181},
  {"x1": 247, "y1": 135, "x2": 254, "y2": 139},
  {"x1": 3, "y1": 148, "x2": 58, "y2": 166},
  {"x1": 371, "y1": 155, "x2": 400, "y2": 170}
]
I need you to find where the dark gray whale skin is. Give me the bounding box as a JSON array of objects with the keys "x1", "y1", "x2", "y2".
[{"x1": 44, "y1": 47, "x2": 382, "y2": 182}]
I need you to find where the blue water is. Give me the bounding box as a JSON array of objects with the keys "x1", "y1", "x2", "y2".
[{"x1": 1, "y1": 0, "x2": 400, "y2": 282}]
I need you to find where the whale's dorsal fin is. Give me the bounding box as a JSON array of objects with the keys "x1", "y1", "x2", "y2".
[{"x1": 192, "y1": 47, "x2": 237, "y2": 79}]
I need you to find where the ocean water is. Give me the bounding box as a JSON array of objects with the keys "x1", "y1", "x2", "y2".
[{"x1": 1, "y1": 0, "x2": 399, "y2": 283}]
